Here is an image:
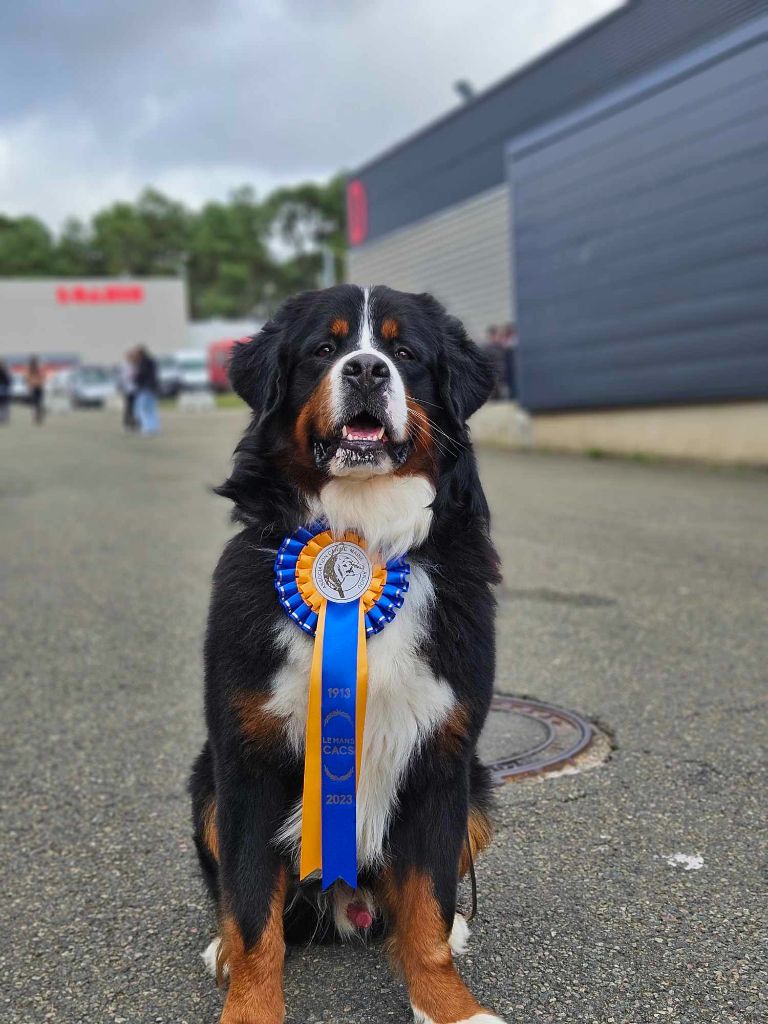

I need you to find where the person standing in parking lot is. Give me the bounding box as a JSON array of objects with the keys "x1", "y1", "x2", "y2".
[
  {"x1": 134, "y1": 347, "x2": 160, "y2": 435},
  {"x1": 501, "y1": 322, "x2": 518, "y2": 400},
  {"x1": 119, "y1": 349, "x2": 138, "y2": 430},
  {"x1": 26, "y1": 357, "x2": 45, "y2": 424},
  {"x1": 0, "y1": 360, "x2": 11, "y2": 424}
]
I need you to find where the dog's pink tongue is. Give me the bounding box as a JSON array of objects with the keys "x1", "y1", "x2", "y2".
[{"x1": 346, "y1": 902, "x2": 373, "y2": 930}]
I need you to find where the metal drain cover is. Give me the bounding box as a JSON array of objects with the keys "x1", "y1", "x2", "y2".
[{"x1": 478, "y1": 695, "x2": 594, "y2": 784}]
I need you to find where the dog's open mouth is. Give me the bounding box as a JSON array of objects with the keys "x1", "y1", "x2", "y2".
[
  {"x1": 311, "y1": 410, "x2": 410, "y2": 472},
  {"x1": 340, "y1": 412, "x2": 388, "y2": 449}
]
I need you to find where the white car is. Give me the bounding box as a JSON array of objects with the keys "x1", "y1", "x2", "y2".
[
  {"x1": 157, "y1": 356, "x2": 181, "y2": 398},
  {"x1": 11, "y1": 371, "x2": 29, "y2": 400},
  {"x1": 174, "y1": 349, "x2": 210, "y2": 392},
  {"x1": 71, "y1": 365, "x2": 118, "y2": 407}
]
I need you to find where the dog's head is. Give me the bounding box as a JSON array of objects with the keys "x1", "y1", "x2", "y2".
[{"x1": 228, "y1": 284, "x2": 494, "y2": 491}]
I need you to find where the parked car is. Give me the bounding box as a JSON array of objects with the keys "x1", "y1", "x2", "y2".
[
  {"x1": 208, "y1": 338, "x2": 237, "y2": 392},
  {"x1": 174, "y1": 348, "x2": 210, "y2": 391},
  {"x1": 157, "y1": 355, "x2": 182, "y2": 399},
  {"x1": 10, "y1": 371, "x2": 29, "y2": 401},
  {"x1": 71, "y1": 365, "x2": 118, "y2": 407},
  {"x1": 46, "y1": 367, "x2": 76, "y2": 398}
]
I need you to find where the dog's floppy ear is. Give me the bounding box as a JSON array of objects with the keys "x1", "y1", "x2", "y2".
[
  {"x1": 438, "y1": 312, "x2": 495, "y2": 427},
  {"x1": 228, "y1": 319, "x2": 287, "y2": 425},
  {"x1": 414, "y1": 293, "x2": 494, "y2": 425}
]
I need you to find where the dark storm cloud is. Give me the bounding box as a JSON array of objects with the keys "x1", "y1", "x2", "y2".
[
  {"x1": 0, "y1": 0, "x2": 410, "y2": 176},
  {"x1": 0, "y1": 1, "x2": 620, "y2": 223},
  {"x1": 0, "y1": 1, "x2": 219, "y2": 117}
]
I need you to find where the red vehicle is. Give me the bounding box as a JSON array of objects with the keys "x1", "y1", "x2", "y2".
[{"x1": 207, "y1": 338, "x2": 238, "y2": 392}]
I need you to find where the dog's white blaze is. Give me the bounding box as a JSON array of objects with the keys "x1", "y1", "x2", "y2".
[
  {"x1": 358, "y1": 285, "x2": 375, "y2": 351},
  {"x1": 270, "y1": 565, "x2": 454, "y2": 868},
  {"x1": 327, "y1": 286, "x2": 409, "y2": 446},
  {"x1": 309, "y1": 473, "x2": 434, "y2": 561}
]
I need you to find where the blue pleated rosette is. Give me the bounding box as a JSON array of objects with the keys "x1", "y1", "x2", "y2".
[{"x1": 274, "y1": 522, "x2": 410, "y2": 637}]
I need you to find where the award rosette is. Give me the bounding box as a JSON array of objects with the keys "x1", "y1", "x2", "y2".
[{"x1": 274, "y1": 523, "x2": 409, "y2": 889}]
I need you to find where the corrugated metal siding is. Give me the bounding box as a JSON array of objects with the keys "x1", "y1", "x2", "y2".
[
  {"x1": 508, "y1": 20, "x2": 768, "y2": 411},
  {"x1": 351, "y1": 0, "x2": 768, "y2": 245},
  {"x1": 347, "y1": 186, "x2": 513, "y2": 341}
]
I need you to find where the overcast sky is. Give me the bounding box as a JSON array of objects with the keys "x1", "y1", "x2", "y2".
[{"x1": 0, "y1": 0, "x2": 621, "y2": 230}]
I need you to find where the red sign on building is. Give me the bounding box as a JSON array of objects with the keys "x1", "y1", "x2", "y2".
[
  {"x1": 346, "y1": 179, "x2": 368, "y2": 246},
  {"x1": 56, "y1": 284, "x2": 145, "y2": 305}
]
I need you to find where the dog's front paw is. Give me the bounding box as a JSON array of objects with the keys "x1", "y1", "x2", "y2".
[
  {"x1": 413, "y1": 1011, "x2": 508, "y2": 1024},
  {"x1": 220, "y1": 1000, "x2": 285, "y2": 1024},
  {"x1": 457, "y1": 1015, "x2": 509, "y2": 1024}
]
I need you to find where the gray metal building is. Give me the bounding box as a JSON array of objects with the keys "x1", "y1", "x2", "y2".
[
  {"x1": 0, "y1": 278, "x2": 187, "y2": 365},
  {"x1": 346, "y1": 0, "x2": 768, "y2": 413}
]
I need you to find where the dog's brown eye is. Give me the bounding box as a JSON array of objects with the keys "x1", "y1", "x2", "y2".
[
  {"x1": 394, "y1": 346, "x2": 414, "y2": 360},
  {"x1": 315, "y1": 343, "x2": 335, "y2": 357}
]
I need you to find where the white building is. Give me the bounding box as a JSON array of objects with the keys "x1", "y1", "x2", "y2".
[{"x1": 0, "y1": 277, "x2": 187, "y2": 365}]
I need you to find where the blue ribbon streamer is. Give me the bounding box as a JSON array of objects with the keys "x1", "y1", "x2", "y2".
[
  {"x1": 274, "y1": 522, "x2": 411, "y2": 889},
  {"x1": 319, "y1": 599, "x2": 360, "y2": 889}
]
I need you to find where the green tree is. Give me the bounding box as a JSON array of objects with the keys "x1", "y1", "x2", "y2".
[
  {"x1": 266, "y1": 173, "x2": 346, "y2": 287},
  {"x1": 0, "y1": 175, "x2": 348, "y2": 318},
  {"x1": 52, "y1": 218, "x2": 104, "y2": 276},
  {"x1": 188, "y1": 187, "x2": 274, "y2": 319},
  {"x1": 91, "y1": 188, "x2": 190, "y2": 276},
  {"x1": 134, "y1": 188, "x2": 191, "y2": 275},
  {"x1": 0, "y1": 215, "x2": 55, "y2": 274}
]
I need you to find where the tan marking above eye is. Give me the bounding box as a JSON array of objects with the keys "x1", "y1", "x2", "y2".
[
  {"x1": 381, "y1": 317, "x2": 399, "y2": 340},
  {"x1": 330, "y1": 318, "x2": 349, "y2": 338}
]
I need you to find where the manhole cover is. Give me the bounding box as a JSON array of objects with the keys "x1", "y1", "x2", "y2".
[{"x1": 479, "y1": 695, "x2": 594, "y2": 784}]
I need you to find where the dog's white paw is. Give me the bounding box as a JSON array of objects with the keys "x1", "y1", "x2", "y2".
[
  {"x1": 458, "y1": 1016, "x2": 509, "y2": 1024},
  {"x1": 448, "y1": 912, "x2": 471, "y2": 956},
  {"x1": 201, "y1": 937, "x2": 228, "y2": 979},
  {"x1": 413, "y1": 1011, "x2": 507, "y2": 1024}
]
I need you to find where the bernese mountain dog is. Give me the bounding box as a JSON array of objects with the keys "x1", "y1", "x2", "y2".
[{"x1": 190, "y1": 284, "x2": 505, "y2": 1024}]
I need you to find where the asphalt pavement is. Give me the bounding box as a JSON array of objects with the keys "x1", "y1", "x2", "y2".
[{"x1": 1, "y1": 408, "x2": 766, "y2": 1024}]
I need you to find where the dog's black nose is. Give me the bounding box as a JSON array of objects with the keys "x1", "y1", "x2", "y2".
[{"x1": 342, "y1": 354, "x2": 390, "y2": 389}]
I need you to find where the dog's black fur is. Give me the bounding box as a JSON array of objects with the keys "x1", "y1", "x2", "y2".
[{"x1": 190, "y1": 284, "x2": 502, "y2": 1022}]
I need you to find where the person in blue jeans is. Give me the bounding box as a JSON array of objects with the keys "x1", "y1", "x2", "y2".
[{"x1": 134, "y1": 347, "x2": 160, "y2": 434}]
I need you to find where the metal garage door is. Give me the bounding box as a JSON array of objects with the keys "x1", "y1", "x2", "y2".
[{"x1": 507, "y1": 15, "x2": 768, "y2": 411}]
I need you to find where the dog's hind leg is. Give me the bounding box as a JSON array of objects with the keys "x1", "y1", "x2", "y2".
[
  {"x1": 459, "y1": 756, "x2": 494, "y2": 882},
  {"x1": 190, "y1": 741, "x2": 228, "y2": 978},
  {"x1": 190, "y1": 741, "x2": 221, "y2": 905}
]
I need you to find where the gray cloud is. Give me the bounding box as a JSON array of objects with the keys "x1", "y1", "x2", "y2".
[{"x1": 0, "y1": 0, "x2": 621, "y2": 225}]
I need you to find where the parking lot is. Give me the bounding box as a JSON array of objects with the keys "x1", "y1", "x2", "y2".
[{"x1": 2, "y1": 409, "x2": 766, "y2": 1023}]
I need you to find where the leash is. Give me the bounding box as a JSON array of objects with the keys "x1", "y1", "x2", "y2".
[{"x1": 464, "y1": 826, "x2": 478, "y2": 922}]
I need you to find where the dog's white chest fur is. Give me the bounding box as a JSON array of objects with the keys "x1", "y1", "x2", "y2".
[{"x1": 268, "y1": 562, "x2": 455, "y2": 868}]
